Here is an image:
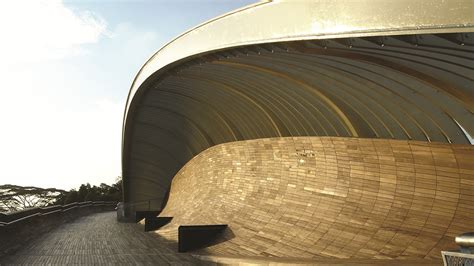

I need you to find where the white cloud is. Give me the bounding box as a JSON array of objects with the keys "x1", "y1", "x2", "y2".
[
  {"x1": 0, "y1": 0, "x2": 119, "y2": 189},
  {"x1": 0, "y1": 96, "x2": 122, "y2": 189},
  {"x1": 0, "y1": 1, "x2": 165, "y2": 190},
  {"x1": 0, "y1": 0, "x2": 107, "y2": 66}
]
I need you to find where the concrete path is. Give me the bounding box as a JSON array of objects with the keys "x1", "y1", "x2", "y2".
[{"x1": 0, "y1": 212, "x2": 206, "y2": 265}]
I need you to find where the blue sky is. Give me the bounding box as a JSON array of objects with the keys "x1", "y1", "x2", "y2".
[{"x1": 0, "y1": 0, "x2": 254, "y2": 190}]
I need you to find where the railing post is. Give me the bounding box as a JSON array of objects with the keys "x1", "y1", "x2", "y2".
[{"x1": 441, "y1": 232, "x2": 474, "y2": 265}]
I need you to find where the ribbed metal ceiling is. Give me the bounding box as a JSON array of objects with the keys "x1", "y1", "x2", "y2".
[{"x1": 123, "y1": 33, "x2": 473, "y2": 209}]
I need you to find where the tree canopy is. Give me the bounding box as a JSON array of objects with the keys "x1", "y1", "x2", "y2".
[
  {"x1": 55, "y1": 178, "x2": 122, "y2": 205},
  {"x1": 0, "y1": 177, "x2": 122, "y2": 213},
  {"x1": 0, "y1": 185, "x2": 65, "y2": 212}
]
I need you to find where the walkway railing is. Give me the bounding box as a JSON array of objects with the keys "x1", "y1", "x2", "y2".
[
  {"x1": 0, "y1": 201, "x2": 117, "y2": 258},
  {"x1": 441, "y1": 232, "x2": 474, "y2": 266},
  {"x1": 0, "y1": 201, "x2": 116, "y2": 223}
]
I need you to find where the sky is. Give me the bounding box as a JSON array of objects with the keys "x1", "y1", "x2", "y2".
[{"x1": 0, "y1": 0, "x2": 254, "y2": 190}]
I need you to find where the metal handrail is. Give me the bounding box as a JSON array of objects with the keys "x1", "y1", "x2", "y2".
[
  {"x1": 441, "y1": 232, "x2": 474, "y2": 266},
  {"x1": 0, "y1": 201, "x2": 117, "y2": 224},
  {"x1": 441, "y1": 251, "x2": 474, "y2": 266}
]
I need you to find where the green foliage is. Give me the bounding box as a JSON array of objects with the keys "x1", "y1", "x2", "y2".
[
  {"x1": 63, "y1": 190, "x2": 79, "y2": 204},
  {"x1": 54, "y1": 177, "x2": 122, "y2": 205}
]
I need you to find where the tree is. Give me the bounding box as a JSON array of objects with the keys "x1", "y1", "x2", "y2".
[
  {"x1": 53, "y1": 177, "x2": 123, "y2": 205},
  {"x1": 84, "y1": 190, "x2": 98, "y2": 201},
  {"x1": 78, "y1": 183, "x2": 91, "y2": 201},
  {"x1": 63, "y1": 190, "x2": 79, "y2": 204},
  {"x1": 1, "y1": 177, "x2": 123, "y2": 213},
  {"x1": 0, "y1": 185, "x2": 65, "y2": 212}
]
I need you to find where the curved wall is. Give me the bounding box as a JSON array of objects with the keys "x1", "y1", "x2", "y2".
[
  {"x1": 124, "y1": 33, "x2": 474, "y2": 208},
  {"x1": 157, "y1": 136, "x2": 474, "y2": 260},
  {"x1": 122, "y1": 1, "x2": 474, "y2": 211}
]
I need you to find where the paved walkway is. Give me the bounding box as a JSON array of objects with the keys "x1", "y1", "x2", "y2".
[
  {"x1": 0, "y1": 212, "x2": 206, "y2": 265},
  {"x1": 0, "y1": 212, "x2": 442, "y2": 265}
]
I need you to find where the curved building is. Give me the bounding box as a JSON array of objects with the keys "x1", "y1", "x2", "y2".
[{"x1": 122, "y1": 1, "x2": 474, "y2": 262}]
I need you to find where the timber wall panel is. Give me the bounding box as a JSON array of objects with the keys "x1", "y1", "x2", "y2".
[{"x1": 156, "y1": 137, "x2": 473, "y2": 260}]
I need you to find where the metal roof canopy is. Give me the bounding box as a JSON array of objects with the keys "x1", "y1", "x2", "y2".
[{"x1": 122, "y1": 1, "x2": 474, "y2": 208}]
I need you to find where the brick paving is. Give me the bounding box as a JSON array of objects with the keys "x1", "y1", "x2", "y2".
[
  {"x1": 0, "y1": 211, "x2": 445, "y2": 265},
  {"x1": 0, "y1": 212, "x2": 207, "y2": 265}
]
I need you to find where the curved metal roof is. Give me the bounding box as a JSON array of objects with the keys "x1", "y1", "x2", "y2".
[{"x1": 122, "y1": 1, "x2": 474, "y2": 208}]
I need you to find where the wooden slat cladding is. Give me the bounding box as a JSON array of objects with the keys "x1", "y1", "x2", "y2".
[{"x1": 156, "y1": 137, "x2": 473, "y2": 260}]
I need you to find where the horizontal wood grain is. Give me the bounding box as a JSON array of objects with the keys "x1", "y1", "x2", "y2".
[{"x1": 156, "y1": 137, "x2": 473, "y2": 260}]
